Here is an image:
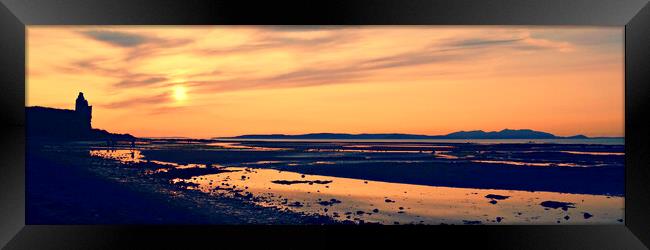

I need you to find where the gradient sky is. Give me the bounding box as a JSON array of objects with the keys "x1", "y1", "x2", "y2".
[{"x1": 27, "y1": 26, "x2": 624, "y2": 138}]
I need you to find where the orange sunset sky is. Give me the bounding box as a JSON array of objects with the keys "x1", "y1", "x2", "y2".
[{"x1": 27, "y1": 26, "x2": 624, "y2": 138}]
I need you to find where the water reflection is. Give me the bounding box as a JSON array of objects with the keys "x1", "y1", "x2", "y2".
[
  {"x1": 472, "y1": 160, "x2": 580, "y2": 167},
  {"x1": 89, "y1": 149, "x2": 211, "y2": 170},
  {"x1": 560, "y1": 151, "x2": 625, "y2": 156},
  {"x1": 175, "y1": 167, "x2": 623, "y2": 225},
  {"x1": 306, "y1": 149, "x2": 435, "y2": 154},
  {"x1": 87, "y1": 140, "x2": 624, "y2": 225},
  {"x1": 89, "y1": 149, "x2": 144, "y2": 163},
  {"x1": 434, "y1": 151, "x2": 459, "y2": 159},
  {"x1": 206, "y1": 142, "x2": 288, "y2": 151}
]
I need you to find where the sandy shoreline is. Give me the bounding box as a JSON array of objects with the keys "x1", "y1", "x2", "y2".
[
  {"x1": 27, "y1": 142, "x2": 338, "y2": 224},
  {"x1": 27, "y1": 139, "x2": 624, "y2": 225}
]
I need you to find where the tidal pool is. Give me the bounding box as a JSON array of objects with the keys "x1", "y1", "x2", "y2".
[
  {"x1": 175, "y1": 167, "x2": 624, "y2": 225},
  {"x1": 88, "y1": 145, "x2": 624, "y2": 225}
]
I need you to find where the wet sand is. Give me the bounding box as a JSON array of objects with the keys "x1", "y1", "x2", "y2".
[
  {"x1": 28, "y1": 138, "x2": 624, "y2": 225},
  {"x1": 28, "y1": 142, "x2": 337, "y2": 224},
  {"x1": 178, "y1": 167, "x2": 623, "y2": 225},
  {"x1": 140, "y1": 141, "x2": 624, "y2": 195}
]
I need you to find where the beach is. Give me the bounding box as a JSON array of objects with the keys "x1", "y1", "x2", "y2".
[
  {"x1": 28, "y1": 139, "x2": 624, "y2": 225},
  {"x1": 27, "y1": 141, "x2": 336, "y2": 224}
]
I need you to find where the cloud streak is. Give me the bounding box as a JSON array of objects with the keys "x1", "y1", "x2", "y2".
[
  {"x1": 188, "y1": 35, "x2": 563, "y2": 93},
  {"x1": 81, "y1": 30, "x2": 151, "y2": 47},
  {"x1": 197, "y1": 31, "x2": 355, "y2": 56},
  {"x1": 115, "y1": 76, "x2": 168, "y2": 88},
  {"x1": 27, "y1": 26, "x2": 624, "y2": 138},
  {"x1": 101, "y1": 93, "x2": 170, "y2": 109},
  {"x1": 61, "y1": 27, "x2": 595, "y2": 95}
]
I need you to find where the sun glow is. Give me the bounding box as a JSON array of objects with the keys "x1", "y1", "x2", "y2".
[
  {"x1": 26, "y1": 27, "x2": 624, "y2": 138},
  {"x1": 172, "y1": 85, "x2": 188, "y2": 102}
]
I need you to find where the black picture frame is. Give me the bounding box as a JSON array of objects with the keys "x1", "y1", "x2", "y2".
[{"x1": 1, "y1": 0, "x2": 649, "y2": 249}]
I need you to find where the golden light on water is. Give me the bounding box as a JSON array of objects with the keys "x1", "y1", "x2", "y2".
[{"x1": 172, "y1": 85, "x2": 188, "y2": 102}]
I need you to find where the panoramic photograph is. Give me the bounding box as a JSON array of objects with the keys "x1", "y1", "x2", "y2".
[{"x1": 26, "y1": 26, "x2": 624, "y2": 225}]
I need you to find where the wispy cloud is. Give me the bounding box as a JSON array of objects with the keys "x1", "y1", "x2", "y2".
[
  {"x1": 114, "y1": 76, "x2": 168, "y2": 87},
  {"x1": 101, "y1": 93, "x2": 170, "y2": 109},
  {"x1": 197, "y1": 32, "x2": 355, "y2": 56},
  {"x1": 80, "y1": 29, "x2": 193, "y2": 61},
  {"x1": 27, "y1": 26, "x2": 624, "y2": 138},
  {"x1": 81, "y1": 30, "x2": 152, "y2": 47},
  {"x1": 262, "y1": 25, "x2": 356, "y2": 32},
  {"x1": 446, "y1": 38, "x2": 525, "y2": 47},
  {"x1": 66, "y1": 27, "x2": 586, "y2": 94}
]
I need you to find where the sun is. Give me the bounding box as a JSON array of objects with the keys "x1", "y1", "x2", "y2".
[{"x1": 172, "y1": 85, "x2": 188, "y2": 102}]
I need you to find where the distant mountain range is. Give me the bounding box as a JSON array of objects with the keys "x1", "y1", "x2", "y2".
[{"x1": 217, "y1": 129, "x2": 621, "y2": 140}]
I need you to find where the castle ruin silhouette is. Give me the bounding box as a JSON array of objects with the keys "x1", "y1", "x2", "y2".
[{"x1": 26, "y1": 92, "x2": 133, "y2": 140}]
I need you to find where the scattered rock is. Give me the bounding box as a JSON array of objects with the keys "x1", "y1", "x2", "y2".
[
  {"x1": 540, "y1": 201, "x2": 575, "y2": 211},
  {"x1": 271, "y1": 180, "x2": 333, "y2": 185},
  {"x1": 485, "y1": 194, "x2": 510, "y2": 200},
  {"x1": 583, "y1": 212, "x2": 593, "y2": 219},
  {"x1": 287, "y1": 201, "x2": 303, "y2": 207},
  {"x1": 318, "y1": 198, "x2": 342, "y2": 206},
  {"x1": 385, "y1": 199, "x2": 395, "y2": 203}
]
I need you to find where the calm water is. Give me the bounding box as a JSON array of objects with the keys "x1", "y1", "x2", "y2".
[{"x1": 177, "y1": 167, "x2": 623, "y2": 225}]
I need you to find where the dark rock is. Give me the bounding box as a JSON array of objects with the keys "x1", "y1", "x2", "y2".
[
  {"x1": 271, "y1": 180, "x2": 333, "y2": 185},
  {"x1": 540, "y1": 201, "x2": 575, "y2": 211},
  {"x1": 318, "y1": 198, "x2": 342, "y2": 206},
  {"x1": 287, "y1": 201, "x2": 303, "y2": 207},
  {"x1": 485, "y1": 194, "x2": 510, "y2": 200}
]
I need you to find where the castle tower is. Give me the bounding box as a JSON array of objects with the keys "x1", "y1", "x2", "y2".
[{"x1": 75, "y1": 92, "x2": 92, "y2": 130}]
